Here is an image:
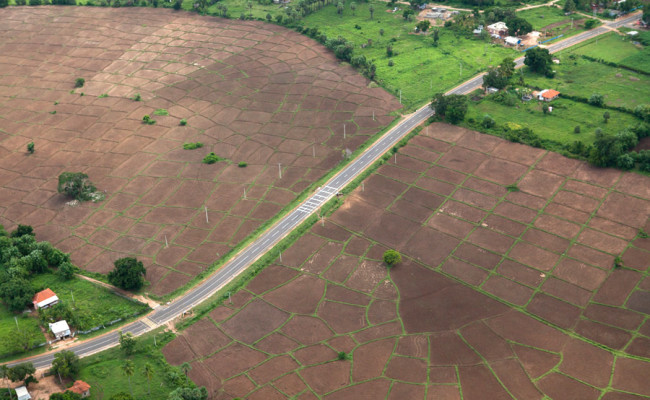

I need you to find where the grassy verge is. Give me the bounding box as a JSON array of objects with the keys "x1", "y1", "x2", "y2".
[
  {"x1": 565, "y1": 31, "x2": 650, "y2": 74},
  {"x1": 0, "y1": 309, "x2": 46, "y2": 362},
  {"x1": 516, "y1": 6, "x2": 587, "y2": 39},
  {"x1": 76, "y1": 328, "x2": 190, "y2": 400}
]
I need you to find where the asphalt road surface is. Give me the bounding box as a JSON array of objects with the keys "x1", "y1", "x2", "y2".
[{"x1": 10, "y1": 12, "x2": 640, "y2": 370}]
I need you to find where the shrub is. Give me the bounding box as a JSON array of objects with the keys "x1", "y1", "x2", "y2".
[
  {"x1": 74, "y1": 78, "x2": 85, "y2": 88},
  {"x1": 506, "y1": 183, "x2": 519, "y2": 192},
  {"x1": 132, "y1": 93, "x2": 142, "y2": 101},
  {"x1": 27, "y1": 142, "x2": 35, "y2": 154},
  {"x1": 379, "y1": 28, "x2": 384, "y2": 36},
  {"x1": 142, "y1": 115, "x2": 155, "y2": 125},
  {"x1": 383, "y1": 249, "x2": 401, "y2": 267},
  {"x1": 388, "y1": 59, "x2": 394, "y2": 67},
  {"x1": 153, "y1": 108, "x2": 168, "y2": 116},
  {"x1": 584, "y1": 18, "x2": 598, "y2": 29},
  {"x1": 589, "y1": 93, "x2": 604, "y2": 107},
  {"x1": 574, "y1": 125, "x2": 581, "y2": 134},
  {"x1": 49, "y1": 111, "x2": 57, "y2": 114},
  {"x1": 639, "y1": 228, "x2": 649, "y2": 239},
  {"x1": 202, "y1": 152, "x2": 223, "y2": 164},
  {"x1": 57, "y1": 172, "x2": 99, "y2": 202},
  {"x1": 238, "y1": 162, "x2": 248, "y2": 168},
  {"x1": 182, "y1": 142, "x2": 204, "y2": 150},
  {"x1": 337, "y1": 352, "x2": 349, "y2": 360},
  {"x1": 98, "y1": 93, "x2": 108, "y2": 98},
  {"x1": 482, "y1": 115, "x2": 495, "y2": 128},
  {"x1": 179, "y1": 119, "x2": 187, "y2": 126},
  {"x1": 57, "y1": 262, "x2": 76, "y2": 280},
  {"x1": 386, "y1": 45, "x2": 393, "y2": 57}
]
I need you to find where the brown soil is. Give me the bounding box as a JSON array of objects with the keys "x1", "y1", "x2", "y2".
[{"x1": 0, "y1": 7, "x2": 400, "y2": 297}]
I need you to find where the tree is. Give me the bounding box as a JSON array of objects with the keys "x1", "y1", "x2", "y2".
[
  {"x1": 430, "y1": 93, "x2": 468, "y2": 124},
  {"x1": 584, "y1": 19, "x2": 598, "y2": 29},
  {"x1": 7, "y1": 363, "x2": 36, "y2": 386},
  {"x1": 498, "y1": 57, "x2": 516, "y2": 79},
  {"x1": 57, "y1": 172, "x2": 97, "y2": 202},
  {"x1": 416, "y1": 20, "x2": 431, "y2": 32},
  {"x1": 57, "y1": 262, "x2": 76, "y2": 280},
  {"x1": 433, "y1": 29, "x2": 439, "y2": 46},
  {"x1": 402, "y1": 8, "x2": 414, "y2": 20},
  {"x1": 142, "y1": 363, "x2": 154, "y2": 398},
  {"x1": 119, "y1": 332, "x2": 137, "y2": 356},
  {"x1": 483, "y1": 68, "x2": 509, "y2": 90},
  {"x1": 542, "y1": 103, "x2": 549, "y2": 114},
  {"x1": 336, "y1": 1, "x2": 343, "y2": 15},
  {"x1": 506, "y1": 17, "x2": 533, "y2": 36},
  {"x1": 564, "y1": 0, "x2": 576, "y2": 13},
  {"x1": 10, "y1": 225, "x2": 34, "y2": 238},
  {"x1": 603, "y1": 111, "x2": 610, "y2": 123},
  {"x1": 27, "y1": 142, "x2": 35, "y2": 154},
  {"x1": 9, "y1": 326, "x2": 41, "y2": 353},
  {"x1": 180, "y1": 362, "x2": 192, "y2": 377},
  {"x1": 51, "y1": 351, "x2": 80, "y2": 384},
  {"x1": 0, "y1": 0, "x2": 8, "y2": 7},
  {"x1": 589, "y1": 93, "x2": 604, "y2": 107},
  {"x1": 0, "y1": 278, "x2": 35, "y2": 312},
  {"x1": 167, "y1": 387, "x2": 208, "y2": 400},
  {"x1": 50, "y1": 392, "x2": 82, "y2": 400},
  {"x1": 369, "y1": 4, "x2": 374, "y2": 19},
  {"x1": 383, "y1": 250, "x2": 402, "y2": 267},
  {"x1": 122, "y1": 360, "x2": 135, "y2": 398},
  {"x1": 524, "y1": 47, "x2": 553, "y2": 75},
  {"x1": 108, "y1": 257, "x2": 146, "y2": 291},
  {"x1": 350, "y1": 1, "x2": 356, "y2": 15},
  {"x1": 0, "y1": 365, "x2": 13, "y2": 400},
  {"x1": 644, "y1": 8, "x2": 650, "y2": 24}
]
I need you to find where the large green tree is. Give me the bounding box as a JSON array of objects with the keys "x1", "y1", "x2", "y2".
[
  {"x1": 7, "y1": 363, "x2": 36, "y2": 386},
  {"x1": 57, "y1": 172, "x2": 97, "y2": 202},
  {"x1": 0, "y1": 278, "x2": 35, "y2": 312},
  {"x1": 49, "y1": 392, "x2": 82, "y2": 400},
  {"x1": 524, "y1": 47, "x2": 553, "y2": 75},
  {"x1": 507, "y1": 17, "x2": 533, "y2": 36},
  {"x1": 430, "y1": 94, "x2": 468, "y2": 124},
  {"x1": 167, "y1": 387, "x2": 208, "y2": 400},
  {"x1": 108, "y1": 257, "x2": 146, "y2": 291},
  {"x1": 51, "y1": 351, "x2": 80, "y2": 383}
]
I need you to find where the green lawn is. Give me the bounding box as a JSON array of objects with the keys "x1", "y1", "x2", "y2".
[
  {"x1": 522, "y1": 56, "x2": 650, "y2": 109},
  {"x1": 30, "y1": 274, "x2": 150, "y2": 331},
  {"x1": 0, "y1": 308, "x2": 46, "y2": 359},
  {"x1": 77, "y1": 329, "x2": 184, "y2": 400},
  {"x1": 465, "y1": 96, "x2": 639, "y2": 146},
  {"x1": 516, "y1": 7, "x2": 592, "y2": 42}
]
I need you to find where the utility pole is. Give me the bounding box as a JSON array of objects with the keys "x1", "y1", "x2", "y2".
[
  {"x1": 343, "y1": 124, "x2": 346, "y2": 139},
  {"x1": 278, "y1": 163, "x2": 282, "y2": 179}
]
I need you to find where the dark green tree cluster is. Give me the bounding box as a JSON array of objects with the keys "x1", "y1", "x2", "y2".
[
  {"x1": 483, "y1": 57, "x2": 516, "y2": 89},
  {"x1": 108, "y1": 257, "x2": 146, "y2": 291},
  {"x1": 430, "y1": 94, "x2": 469, "y2": 124},
  {"x1": 523, "y1": 47, "x2": 554, "y2": 77},
  {"x1": 50, "y1": 392, "x2": 83, "y2": 400},
  {"x1": 51, "y1": 351, "x2": 80, "y2": 383},
  {"x1": 588, "y1": 122, "x2": 650, "y2": 170},
  {"x1": 0, "y1": 225, "x2": 70, "y2": 312},
  {"x1": 2, "y1": 363, "x2": 37, "y2": 388}
]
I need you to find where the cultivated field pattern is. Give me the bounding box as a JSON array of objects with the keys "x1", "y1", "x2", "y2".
[
  {"x1": 164, "y1": 124, "x2": 650, "y2": 399},
  {"x1": 0, "y1": 7, "x2": 400, "y2": 296}
]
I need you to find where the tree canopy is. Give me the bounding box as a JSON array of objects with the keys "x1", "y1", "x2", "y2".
[
  {"x1": 57, "y1": 172, "x2": 99, "y2": 202},
  {"x1": 108, "y1": 257, "x2": 146, "y2": 291},
  {"x1": 524, "y1": 47, "x2": 553, "y2": 75},
  {"x1": 506, "y1": 17, "x2": 533, "y2": 36},
  {"x1": 49, "y1": 391, "x2": 82, "y2": 400},
  {"x1": 383, "y1": 250, "x2": 402, "y2": 267},
  {"x1": 430, "y1": 94, "x2": 468, "y2": 124},
  {"x1": 51, "y1": 351, "x2": 80, "y2": 382}
]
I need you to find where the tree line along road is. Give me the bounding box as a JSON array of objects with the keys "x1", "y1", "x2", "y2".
[{"x1": 7, "y1": 11, "x2": 641, "y2": 370}]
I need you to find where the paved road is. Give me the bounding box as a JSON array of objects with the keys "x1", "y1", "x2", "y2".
[{"x1": 10, "y1": 11, "x2": 641, "y2": 370}]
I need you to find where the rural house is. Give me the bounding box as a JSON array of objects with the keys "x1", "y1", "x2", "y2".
[
  {"x1": 68, "y1": 380, "x2": 91, "y2": 398},
  {"x1": 32, "y1": 288, "x2": 59, "y2": 310},
  {"x1": 15, "y1": 386, "x2": 31, "y2": 400},
  {"x1": 49, "y1": 320, "x2": 71, "y2": 340},
  {"x1": 487, "y1": 21, "x2": 508, "y2": 37},
  {"x1": 538, "y1": 89, "x2": 560, "y2": 101}
]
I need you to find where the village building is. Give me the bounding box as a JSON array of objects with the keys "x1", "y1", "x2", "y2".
[
  {"x1": 15, "y1": 386, "x2": 31, "y2": 400},
  {"x1": 49, "y1": 320, "x2": 71, "y2": 340},
  {"x1": 487, "y1": 21, "x2": 508, "y2": 37},
  {"x1": 537, "y1": 89, "x2": 561, "y2": 101},
  {"x1": 68, "y1": 380, "x2": 91, "y2": 398},
  {"x1": 32, "y1": 288, "x2": 59, "y2": 310},
  {"x1": 504, "y1": 36, "x2": 520, "y2": 46}
]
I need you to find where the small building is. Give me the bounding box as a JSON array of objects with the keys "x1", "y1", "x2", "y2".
[
  {"x1": 425, "y1": 11, "x2": 445, "y2": 19},
  {"x1": 15, "y1": 386, "x2": 31, "y2": 400},
  {"x1": 486, "y1": 87, "x2": 500, "y2": 94},
  {"x1": 538, "y1": 89, "x2": 560, "y2": 101},
  {"x1": 627, "y1": 30, "x2": 638, "y2": 36},
  {"x1": 504, "y1": 36, "x2": 520, "y2": 46},
  {"x1": 49, "y1": 320, "x2": 71, "y2": 340},
  {"x1": 68, "y1": 380, "x2": 91, "y2": 398},
  {"x1": 32, "y1": 288, "x2": 59, "y2": 310},
  {"x1": 552, "y1": 58, "x2": 561, "y2": 64},
  {"x1": 487, "y1": 21, "x2": 508, "y2": 37},
  {"x1": 473, "y1": 25, "x2": 484, "y2": 35}
]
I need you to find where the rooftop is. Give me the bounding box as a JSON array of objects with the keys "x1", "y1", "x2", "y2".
[
  {"x1": 69, "y1": 380, "x2": 91, "y2": 394},
  {"x1": 33, "y1": 288, "x2": 57, "y2": 304}
]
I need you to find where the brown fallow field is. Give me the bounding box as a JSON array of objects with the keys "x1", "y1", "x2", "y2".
[
  {"x1": 164, "y1": 123, "x2": 650, "y2": 399},
  {"x1": 0, "y1": 7, "x2": 400, "y2": 296}
]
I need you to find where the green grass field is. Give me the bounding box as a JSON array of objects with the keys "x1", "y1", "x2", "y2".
[
  {"x1": 300, "y1": 1, "x2": 517, "y2": 107},
  {"x1": 77, "y1": 330, "x2": 183, "y2": 400},
  {"x1": 516, "y1": 5, "x2": 586, "y2": 39},
  {"x1": 30, "y1": 274, "x2": 150, "y2": 331},
  {"x1": 566, "y1": 31, "x2": 650, "y2": 73},
  {"x1": 465, "y1": 96, "x2": 639, "y2": 146},
  {"x1": 522, "y1": 56, "x2": 650, "y2": 108},
  {"x1": 0, "y1": 308, "x2": 46, "y2": 359}
]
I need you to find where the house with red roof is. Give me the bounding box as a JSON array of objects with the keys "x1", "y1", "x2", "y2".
[
  {"x1": 32, "y1": 288, "x2": 59, "y2": 310},
  {"x1": 67, "y1": 380, "x2": 91, "y2": 398},
  {"x1": 538, "y1": 89, "x2": 560, "y2": 102}
]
